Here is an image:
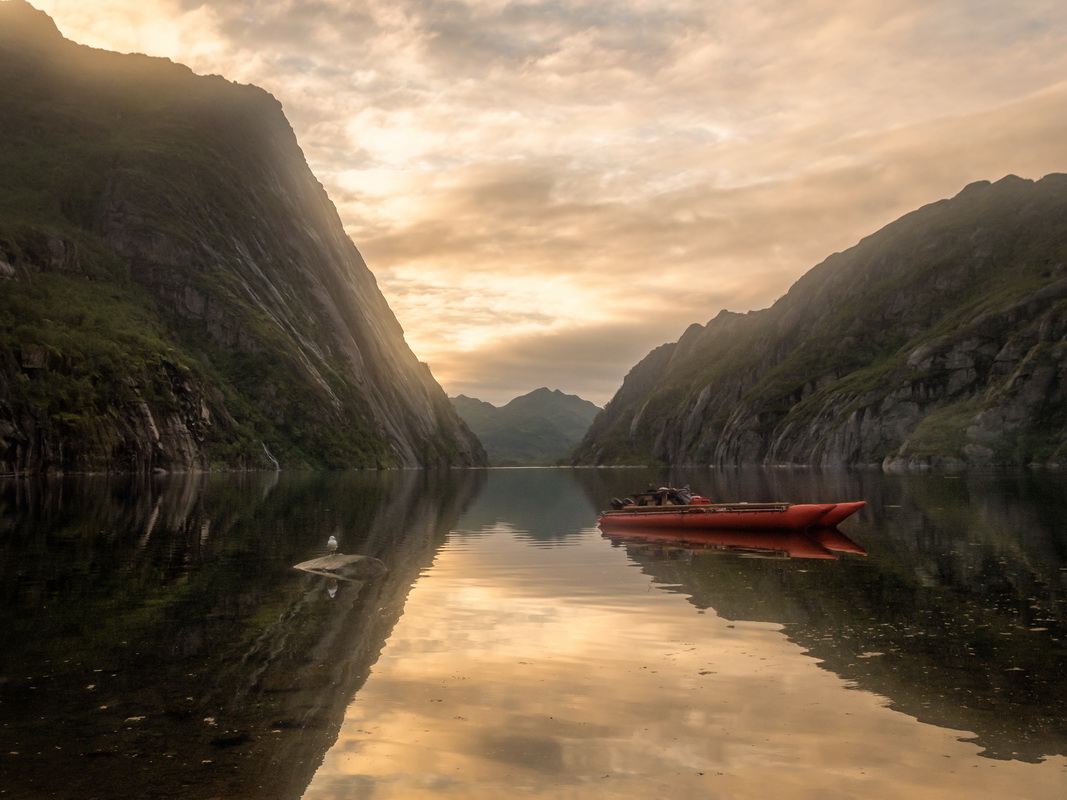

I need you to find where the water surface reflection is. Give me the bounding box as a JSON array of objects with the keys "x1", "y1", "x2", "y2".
[
  {"x1": 302, "y1": 468, "x2": 1067, "y2": 800},
  {"x1": 576, "y1": 467, "x2": 1067, "y2": 762},
  {"x1": 3, "y1": 467, "x2": 1066, "y2": 799},
  {"x1": 0, "y1": 470, "x2": 483, "y2": 799}
]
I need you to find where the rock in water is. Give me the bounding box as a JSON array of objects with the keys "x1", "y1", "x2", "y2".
[{"x1": 293, "y1": 554, "x2": 387, "y2": 582}]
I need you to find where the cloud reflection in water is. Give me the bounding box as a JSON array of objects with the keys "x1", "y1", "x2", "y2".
[{"x1": 302, "y1": 518, "x2": 1066, "y2": 799}]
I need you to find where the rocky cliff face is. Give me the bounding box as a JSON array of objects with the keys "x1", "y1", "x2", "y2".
[
  {"x1": 572, "y1": 174, "x2": 1067, "y2": 469},
  {"x1": 0, "y1": 1, "x2": 485, "y2": 473}
]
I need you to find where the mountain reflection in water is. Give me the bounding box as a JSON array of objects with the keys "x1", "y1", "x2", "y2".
[
  {"x1": 0, "y1": 470, "x2": 483, "y2": 800},
  {"x1": 583, "y1": 468, "x2": 1067, "y2": 765},
  {"x1": 2, "y1": 467, "x2": 1066, "y2": 799}
]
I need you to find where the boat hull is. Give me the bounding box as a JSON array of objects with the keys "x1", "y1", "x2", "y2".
[
  {"x1": 814, "y1": 501, "x2": 867, "y2": 527},
  {"x1": 597, "y1": 501, "x2": 865, "y2": 531}
]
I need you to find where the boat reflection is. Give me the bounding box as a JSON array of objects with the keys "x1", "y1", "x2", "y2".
[
  {"x1": 600, "y1": 525, "x2": 867, "y2": 560},
  {"x1": 604, "y1": 501, "x2": 1067, "y2": 764},
  {"x1": 807, "y1": 525, "x2": 868, "y2": 555}
]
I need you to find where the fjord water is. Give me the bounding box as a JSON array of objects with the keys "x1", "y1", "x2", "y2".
[{"x1": 2, "y1": 469, "x2": 1065, "y2": 799}]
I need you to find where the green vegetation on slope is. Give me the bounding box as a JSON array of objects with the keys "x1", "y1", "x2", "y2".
[
  {"x1": 573, "y1": 174, "x2": 1067, "y2": 467},
  {"x1": 0, "y1": 2, "x2": 480, "y2": 473}
]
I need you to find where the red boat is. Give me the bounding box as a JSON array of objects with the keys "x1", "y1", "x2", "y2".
[{"x1": 598, "y1": 487, "x2": 865, "y2": 532}]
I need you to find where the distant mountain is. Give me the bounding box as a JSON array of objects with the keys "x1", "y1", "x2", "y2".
[
  {"x1": 571, "y1": 174, "x2": 1067, "y2": 469},
  {"x1": 452, "y1": 388, "x2": 601, "y2": 466},
  {"x1": 0, "y1": 1, "x2": 485, "y2": 473}
]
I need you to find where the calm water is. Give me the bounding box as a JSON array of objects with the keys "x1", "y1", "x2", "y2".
[{"x1": 1, "y1": 467, "x2": 1066, "y2": 799}]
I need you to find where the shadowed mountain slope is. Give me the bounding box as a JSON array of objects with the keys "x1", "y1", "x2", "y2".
[
  {"x1": 572, "y1": 174, "x2": 1067, "y2": 468},
  {"x1": 0, "y1": 0, "x2": 485, "y2": 473},
  {"x1": 452, "y1": 387, "x2": 600, "y2": 466}
]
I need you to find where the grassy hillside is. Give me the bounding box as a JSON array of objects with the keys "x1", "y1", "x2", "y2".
[
  {"x1": 0, "y1": 1, "x2": 484, "y2": 473},
  {"x1": 573, "y1": 174, "x2": 1067, "y2": 468}
]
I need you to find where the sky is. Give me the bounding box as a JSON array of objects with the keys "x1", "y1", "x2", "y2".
[{"x1": 30, "y1": 0, "x2": 1067, "y2": 406}]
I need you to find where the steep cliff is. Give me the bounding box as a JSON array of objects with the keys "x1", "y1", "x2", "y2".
[
  {"x1": 0, "y1": 1, "x2": 485, "y2": 473},
  {"x1": 572, "y1": 174, "x2": 1067, "y2": 468}
]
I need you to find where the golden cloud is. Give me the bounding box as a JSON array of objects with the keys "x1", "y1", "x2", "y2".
[{"x1": 33, "y1": 0, "x2": 1067, "y2": 405}]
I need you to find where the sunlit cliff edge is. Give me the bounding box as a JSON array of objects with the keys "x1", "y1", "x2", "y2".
[
  {"x1": 0, "y1": 1, "x2": 486, "y2": 473},
  {"x1": 572, "y1": 173, "x2": 1067, "y2": 469}
]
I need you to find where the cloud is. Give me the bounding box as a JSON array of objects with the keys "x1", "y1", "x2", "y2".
[
  {"x1": 32, "y1": 0, "x2": 1067, "y2": 406},
  {"x1": 428, "y1": 314, "x2": 723, "y2": 406}
]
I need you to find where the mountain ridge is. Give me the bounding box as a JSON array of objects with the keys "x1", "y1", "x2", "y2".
[
  {"x1": 452, "y1": 388, "x2": 600, "y2": 466},
  {"x1": 0, "y1": 0, "x2": 486, "y2": 473},
  {"x1": 571, "y1": 173, "x2": 1067, "y2": 469}
]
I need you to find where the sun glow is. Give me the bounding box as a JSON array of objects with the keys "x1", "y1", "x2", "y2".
[{"x1": 379, "y1": 269, "x2": 608, "y2": 354}]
